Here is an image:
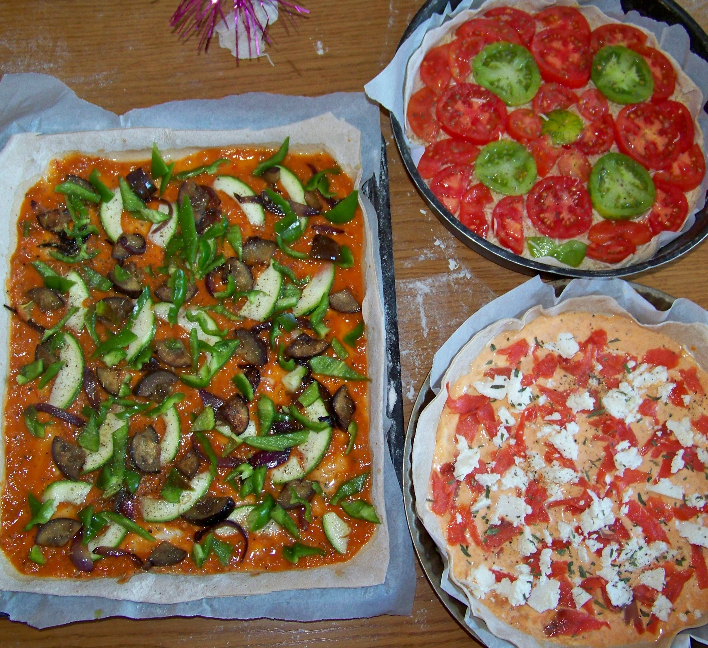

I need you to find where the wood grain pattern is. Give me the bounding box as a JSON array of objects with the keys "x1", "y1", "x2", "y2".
[{"x1": 0, "y1": 0, "x2": 706, "y2": 645}]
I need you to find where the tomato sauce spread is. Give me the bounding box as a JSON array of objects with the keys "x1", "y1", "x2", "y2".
[
  {"x1": 430, "y1": 311, "x2": 708, "y2": 646},
  {"x1": 1, "y1": 142, "x2": 379, "y2": 579}
]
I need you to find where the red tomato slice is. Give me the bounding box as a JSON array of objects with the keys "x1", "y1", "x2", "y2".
[
  {"x1": 586, "y1": 238, "x2": 636, "y2": 263},
  {"x1": 626, "y1": 499, "x2": 670, "y2": 543},
  {"x1": 692, "y1": 544, "x2": 708, "y2": 590},
  {"x1": 420, "y1": 43, "x2": 452, "y2": 94},
  {"x1": 527, "y1": 176, "x2": 593, "y2": 239},
  {"x1": 648, "y1": 178, "x2": 689, "y2": 234},
  {"x1": 578, "y1": 88, "x2": 609, "y2": 121},
  {"x1": 407, "y1": 87, "x2": 440, "y2": 143},
  {"x1": 493, "y1": 195, "x2": 525, "y2": 254},
  {"x1": 436, "y1": 83, "x2": 508, "y2": 143},
  {"x1": 459, "y1": 183, "x2": 492, "y2": 237},
  {"x1": 643, "y1": 347, "x2": 680, "y2": 369},
  {"x1": 588, "y1": 220, "x2": 653, "y2": 246},
  {"x1": 590, "y1": 23, "x2": 647, "y2": 53},
  {"x1": 663, "y1": 99, "x2": 695, "y2": 154},
  {"x1": 417, "y1": 138, "x2": 480, "y2": 179},
  {"x1": 430, "y1": 164, "x2": 473, "y2": 214},
  {"x1": 577, "y1": 114, "x2": 615, "y2": 155},
  {"x1": 558, "y1": 149, "x2": 591, "y2": 182},
  {"x1": 531, "y1": 28, "x2": 592, "y2": 89},
  {"x1": 430, "y1": 463, "x2": 456, "y2": 516},
  {"x1": 483, "y1": 6, "x2": 535, "y2": 44},
  {"x1": 507, "y1": 108, "x2": 543, "y2": 143},
  {"x1": 456, "y1": 17, "x2": 521, "y2": 44},
  {"x1": 633, "y1": 46, "x2": 677, "y2": 102},
  {"x1": 535, "y1": 6, "x2": 591, "y2": 40},
  {"x1": 653, "y1": 143, "x2": 706, "y2": 191},
  {"x1": 528, "y1": 135, "x2": 561, "y2": 177},
  {"x1": 532, "y1": 83, "x2": 578, "y2": 114}
]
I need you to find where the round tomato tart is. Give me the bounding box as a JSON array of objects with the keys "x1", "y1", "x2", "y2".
[
  {"x1": 404, "y1": 0, "x2": 707, "y2": 271},
  {"x1": 420, "y1": 301, "x2": 708, "y2": 647}
]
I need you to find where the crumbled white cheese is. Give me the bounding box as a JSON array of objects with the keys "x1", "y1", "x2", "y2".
[
  {"x1": 675, "y1": 520, "x2": 708, "y2": 548},
  {"x1": 652, "y1": 594, "x2": 673, "y2": 622},
  {"x1": 526, "y1": 578, "x2": 561, "y2": 613},
  {"x1": 539, "y1": 548, "x2": 553, "y2": 578},
  {"x1": 606, "y1": 578, "x2": 633, "y2": 608},
  {"x1": 543, "y1": 529, "x2": 553, "y2": 544},
  {"x1": 557, "y1": 521, "x2": 582, "y2": 547},
  {"x1": 493, "y1": 428, "x2": 509, "y2": 448},
  {"x1": 602, "y1": 382, "x2": 642, "y2": 423},
  {"x1": 542, "y1": 464, "x2": 579, "y2": 485},
  {"x1": 614, "y1": 445, "x2": 643, "y2": 474},
  {"x1": 528, "y1": 451, "x2": 546, "y2": 473},
  {"x1": 472, "y1": 497, "x2": 492, "y2": 512},
  {"x1": 491, "y1": 494, "x2": 532, "y2": 527},
  {"x1": 687, "y1": 493, "x2": 707, "y2": 508},
  {"x1": 572, "y1": 586, "x2": 592, "y2": 609},
  {"x1": 538, "y1": 423, "x2": 561, "y2": 439},
  {"x1": 671, "y1": 449, "x2": 686, "y2": 474},
  {"x1": 545, "y1": 412, "x2": 562, "y2": 421},
  {"x1": 683, "y1": 394, "x2": 692, "y2": 407},
  {"x1": 498, "y1": 406, "x2": 516, "y2": 427},
  {"x1": 639, "y1": 568, "x2": 665, "y2": 591},
  {"x1": 657, "y1": 381, "x2": 675, "y2": 402},
  {"x1": 469, "y1": 564, "x2": 496, "y2": 599},
  {"x1": 476, "y1": 473, "x2": 501, "y2": 489},
  {"x1": 453, "y1": 435, "x2": 481, "y2": 481},
  {"x1": 537, "y1": 394, "x2": 548, "y2": 406},
  {"x1": 545, "y1": 332, "x2": 579, "y2": 359},
  {"x1": 628, "y1": 364, "x2": 669, "y2": 389},
  {"x1": 647, "y1": 478, "x2": 684, "y2": 500},
  {"x1": 495, "y1": 568, "x2": 533, "y2": 606},
  {"x1": 501, "y1": 465, "x2": 529, "y2": 491},
  {"x1": 550, "y1": 426, "x2": 579, "y2": 460},
  {"x1": 580, "y1": 493, "x2": 616, "y2": 535},
  {"x1": 473, "y1": 374, "x2": 509, "y2": 400},
  {"x1": 623, "y1": 488, "x2": 635, "y2": 503},
  {"x1": 584, "y1": 536, "x2": 603, "y2": 553},
  {"x1": 517, "y1": 526, "x2": 538, "y2": 557},
  {"x1": 567, "y1": 391, "x2": 595, "y2": 413},
  {"x1": 667, "y1": 417, "x2": 694, "y2": 447},
  {"x1": 507, "y1": 370, "x2": 533, "y2": 410},
  {"x1": 698, "y1": 447, "x2": 708, "y2": 465},
  {"x1": 578, "y1": 544, "x2": 590, "y2": 564}
]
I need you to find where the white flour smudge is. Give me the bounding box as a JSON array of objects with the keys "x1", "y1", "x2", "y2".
[{"x1": 315, "y1": 40, "x2": 326, "y2": 55}]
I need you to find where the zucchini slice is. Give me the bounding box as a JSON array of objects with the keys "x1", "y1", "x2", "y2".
[
  {"x1": 83, "y1": 413, "x2": 126, "y2": 473},
  {"x1": 213, "y1": 176, "x2": 265, "y2": 228},
  {"x1": 48, "y1": 332, "x2": 84, "y2": 409},
  {"x1": 41, "y1": 479, "x2": 92, "y2": 519},
  {"x1": 159, "y1": 406, "x2": 181, "y2": 465},
  {"x1": 99, "y1": 190, "x2": 123, "y2": 242},
  {"x1": 148, "y1": 202, "x2": 178, "y2": 248},
  {"x1": 64, "y1": 270, "x2": 89, "y2": 332},
  {"x1": 88, "y1": 521, "x2": 127, "y2": 560},
  {"x1": 323, "y1": 512, "x2": 350, "y2": 554},
  {"x1": 140, "y1": 471, "x2": 213, "y2": 522},
  {"x1": 221, "y1": 505, "x2": 278, "y2": 535},
  {"x1": 277, "y1": 165, "x2": 306, "y2": 204},
  {"x1": 293, "y1": 263, "x2": 335, "y2": 316},
  {"x1": 153, "y1": 303, "x2": 221, "y2": 346},
  {"x1": 239, "y1": 262, "x2": 283, "y2": 322},
  {"x1": 125, "y1": 296, "x2": 156, "y2": 363}
]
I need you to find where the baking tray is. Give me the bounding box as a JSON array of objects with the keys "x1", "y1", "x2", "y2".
[
  {"x1": 402, "y1": 280, "x2": 676, "y2": 636},
  {"x1": 390, "y1": 0, "x2": 708, "y2": 278}
]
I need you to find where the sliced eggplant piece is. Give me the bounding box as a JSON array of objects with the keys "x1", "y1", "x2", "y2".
[
  {"x1": 96, "y1": 297, "x2": 134, "y2": 325},
  {"x1": 146, "y1": 541, "x2": 188, "y2": 567},
  {"x1": 221, "y1": 395, "x2": 249, "y2": 434},
  {"x1": 129, "y1": 426, "x2": 161, "y2": 474},
  {"x1": 154, "y1": 281, "x2": 198, "y2": 304},
  {"x1": 51, "y1": 436, "x2": 87, "y2": 481},
  {"x1": 195, "y1": 208, "x2": 221, "y2": 235},
  {"x1": 181, "y1": 495, "x2": 235, "y2": 527},
  {"x1": 243, "y1": 365, "x2": 261, "y2": 392},
  {"x1": 126, "y1": 167, "x2": 156, "y2": 202},
  {"x1": 154, "y1": 338, "x2": 192, "y2": 368},
  {"x1": 36, "y1": 207, "x2": 71, "y2": 233},
  {"x1": 177, "y1": 181, "x2": 220, "y2": 224},
  {"x1": 108, "y1": 262, "x2": 142, "y2": 299},
  {"x1": 332, "y1": 385, "x2": 355, "y2": 430},
  {"x1": 65, "y1": 174, "x2": 96, "y2": 194},
  {"x1": 35, "y1": 518, "x2": 82, "y2": 547},
  {"x1": 304, "y1": 189, "x2": 321, "y2": 210},
  {"x1": 285, "y1": 334, "x2": 330, "y2": 360},
  {"x1": 242, "y1": 237, "x2": 277, "y2": 266},
  {"x1": 175, "y1": 449, "x2": 200, "y2": 479},
  {"x1": 329, "y1": 288, "x2": 361, "y2": 314},
  {"x1": 261, "y1": 167, "x2": 280, "y2": 184},
  {"x1": 233, "y1": 329, "x2": 268, "y2": 366},
  {"x1": 35, "y1": 340, "x2": 59, "y2": 366},
  {"x1": 222, "y1": 258, "x2": 253, "y2": 293},
  {"x1": 277, "y1": 479, "x2": 316, "y2": 510},
  {"x1": 310, "y1": 234, "x2": 341, "y2": 262},
  {"x1": 96, "y1": 366, "x2": 127, "y2": 396},
  {"x1": 112, "y1": 233, "x2": 146, "y2": 262},
  {"x1": 27, "y1": 287, "x2": 64, "y2": 313},
  {"x1": 83, "y1": 367, "x2": 102, "y2": 410},
  {"x1": 134, "y1": 370, "x2": 178, "y2": 400}
]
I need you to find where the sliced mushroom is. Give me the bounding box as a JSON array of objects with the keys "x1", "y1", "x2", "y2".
[
  {"x1": 221, "y1": 395, "x2": 249, "y2": 435},
  {"x1": 242, "y1": 237, "x2": 277, "y2": 266},
  {"x1": 126, "y1": 167, "x2": 157, "y2": 202},
  {"x1": 310, "y1": 234, "x2": 342, "y2": 262},
  {"x1": 181, "y1": 496, "x2": 236, "y2": 527},
  {"x1": 35, "y1": 340, "x2": 59, "y2": 366},
  {"x1": 221, "y1": 258, "x2": 253, "y2": 293},
  {"x1": 154, "y1": 281, "x2": 198, "y2": 304},
  {"x1": 35, "y1": 518, "x2": 82, "y2": 547},
  {"x1": 51, "y1": 436, "x2": 87, "y2": 481},
  {"x1": 95, "y1": 297, "x2": 134, "y2": 324},
  {"x1": 133, "y1": 370, "x2": 178, "y2": 400},
  {"x1": 36, "y1": 207, "x2": 72, "y2": 233},
  {"x1": 233, "y1": 329, "x2": 268, "y2": 366},
  {"x1": 332, "y1": 385, "x2": 356, "y2": 431},
  {"x1": 277, "y1": 479, "x2": 316, "y2": 510},
  {"x1": 146, "y1": 541, "x2": 188, "y2": 567},
  {"x1": 108, "y1": 262, "x2": 143, "y2": 299},
  {"x1": 154, "y1": 338, "x2": 192, "y2": 368},
  {"x1": 96, "y1": 366, "x2": 127, "y2": 396},
  {"x1": 285, "y1": 334, "x2": 330, "y2": 359},
  {"x1": 112, "y1": 233, "x2": 146, "y2": 262},
  {"x1": 26, "y1": 287, "x2": 64, "y2": 313},
  {"x1": 175, "y1": 448, "x2": 200, "y2": 479},
  {"x1": 329, "y1": 288, "x2": 361, "y2": 313},
  {"x1": 129, "y1": 426, "x2": 161, "y2": 473}
]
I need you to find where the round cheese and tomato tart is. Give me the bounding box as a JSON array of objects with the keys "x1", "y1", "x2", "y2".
[
  {"x1": 427, "y1": 309, "x2": 708, "y2": 647},
  {"x1": 404, "y1": 1, "x2": 707, "y2": 271}
]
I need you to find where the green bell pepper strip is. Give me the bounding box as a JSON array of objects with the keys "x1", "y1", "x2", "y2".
[
  {"x1": 160, "y1": 467, "x2": 191, "y2": 503},
  {"x1": 278, "y1": 343, "x2": 296, "y2": 371},
  {"x1": 340, "y1": 500, "x2": 381, "y2": 524},
  {"x1": 97, "y1": 423, "x2": 128, "y2": 497},
  {"x1": 270, "y1": 504, "x2": 300, "y2": 538},
  {"x1": 132, "y1": 207, "x2": 171, "y2": 224},
  {"x1": 16, "y1": 359, "x2": 44, "y2": 386},
  {"x1": 77, "y1": 404, "x2": 109, "y2": 452},
  {"x1": 118, "y1": 177, "x2": 146, "y2": 212},
  {"x1": 151, "y1": 143, "x2": 170, "y2": 178},
  {"x1": 226, "y1": 224, "x2": 243, "y2": 260},
  {"x1": 178, "y1": 197, "x2": 198, "y2": 266},
  {"x1": 189, "y1": 328, "x2": 200, "y2": 372},
  {"x1": 324, "y1": 190, "x2": 359, "y2": 224},
  {"x1": 202, "y1": 217, "x2": 230, "y2": 241},
  {"x1": 191, "y1": 406, "x2": 215, "y2": 432},
  {"x1": 345, "y1": 421, "x2": 358, "y2": 455},
  {"x1": 28, "y1": 545, "x2": 46, "y2": 565},
  {"x1": 330, "y1": 472, "x2": 369, "y2": 505},
  {"x1": 310, "y1": 295, "x2": 330, "y2": 338},
  {"x1": 175, "y1": 158, "x2": 228, "y2": 180},
  {"x1": 336, "y1": 245, "x2": 354, "y2": 269},
  {"x1": 91, "y1": 328, "x2": 138, "y2": 358},
  {"x1": 309, "y1": 355, "x2": 368, "y2": 381},
  {"x1": 252, "y1": 137, "x2": 289, "y2": 177},
  {"x1": 213, "y1": 274, "x2": 236, "y2": 299},
  {"x1": 276, "y1": 233, "x2": 308, "y2": 260},
  {"x1": 282, "y1": 542, "x2": 325, "y2": 564},
  {"x1": 288, "y1": 405, "x2": 330, "y2": 432},
  {"x1": 88, "y1": 169, "x2": 115, "y2": 203},
  {"x1": 81, "y1": 267, "x2": 113, "y2": 291},
  {"x1": 266, "y1": 189, "x2": 304, "y2": 243},
  {"x1": 41, "y1": 307, "x2": 79, "y2": 342},
  {"x1": 193, "y1": 431, "x2": 219, "y2": 474},
  {"x1": 304, "y1": 167, "x2": 340, "y2": 197},
  {"x1": 331, "y1": 338, "x2": 348, "y2": 360},
  {"x1": 192, "y1": 533, "x2": 213, "y2": 568},
  {"x1": 272, "y1": 259, "x2": 303, "y2": 286},
  {"x1": 257, "y1": 394, "x2": 276, "y2": 435},
  {"x1": 124, "y1": 470, "x2": 141, "y2": 494},
  {"x1": 78, "y1": 506, "x2": 109, "y2": 544},
  {"x1": 297, "y1": 381, "x2": 320, "y2": 407},
  {"x1": 287, "y1": 486, "x2": 312, "y2": 522},
  {"x1": 55, "y1": 179, "x2": 101, "y2": 204},
  {"x1": 247, "y1": 494, "x2": 276, "y2": 532},
  {"x1": 232, "y1": 373, "x2": 254, "y2": 401},
  {"x1": 160, "y1": 162, "x2": 175, "y2": 196},
  {"x1": 102, "y1": 511, "x2": 155, "y2": 542},
  {"x1": 49, "y1": 247, "x2": 99, "y2": 264},
  {"x1": 212, "y1": 537, "x2": 234, "y2": 566},
  {"x1": 84, "y1": 309, "x2": 100, "y2": 346},
  {"x1": 274, "y1": 312, "x2": 299, "y2": 332},
  {"x1": 24, "y1": 493, "x2": 54, "y2": 530},
  {"x1": 31, "y1": 261, "x2": 76, "y2": 292},
  {"x1": 168, "y1": 268, "x2": 189, "y2": 323},
  {"x1": 240, "y1": 465, "x2": 267, "y2": 498},
  {"x1": 184, "y1": 310, "x2": 227, "y2": 338},
  {"x1": 343, "y1": 320, "x2": 364, "y2": 347},
  {"x1": 103, "y1": 348, "x2": 127, "y2": 367},
  {"x1": 37, "y1": 361, "x2": 64, "y2": 389},
  {"x1": 144, "y1": 393, "x2": 185, "y2": 418},
  {"x1": 526, "y1": 237, "x2": 587, "y2": 268},
  {"x1": 243, "y1": 430, "x2": 310, "y2": 451}
]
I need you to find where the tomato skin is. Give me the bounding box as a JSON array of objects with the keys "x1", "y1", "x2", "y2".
[
  {"x1": 483, "y1": 6, "x2": 535, "y2": 44},
  {"x1": 558, "y1": 149, "x2": 591, "y2": 182},
  {"x1": 430, "y1": 164, "x2": 473, "y2": 214},
  {"x1": 535, "y1": 6, "x2": 591, "y2": 40},
  {"x1": 456, "y1": 17, "x2": 521, "y2": 44},
  {"x1": 545, "y1": 609, "x2": 611, "y2": 637},
  {"x1": 633, "y1": 45, "x2": 677, "y2": 102},
  {"x1": 691, "y1": 544, "x2": 708, "y2": 589},
  {"x1": 417, "y1": 138, "x2": 480, "y2": 179},
  {"x1": 459, "y1": 183, "x2": 492, "y2": 237},
  {"x1": 648, "y1": 178, "x2": 689, "y2": 234},
  {"x1": 577, "y1": 114, "x2": 615, "y2": 155},
  {"x1": 420, "y1": 44, "x2": 452, "y2": 94},
  {"x1": 436, "y1": 83, "x2": 508, "y2": 144},
  {"x1": 625, "y1": 499, "x2": 670, "y2": 543},
  {"x1": 532, "y1": 83, "x2": 578, "y2": 114},
  {"x1": 430, "y1": 463, "x2": 457, "y2": 516},
  {"x1": 507, "y1": 108, "x2": 543, "y2": 143},
  {"x1": 588, "y1": 220, "x2": 653, "y2": 246},
  {"x1": 407, "y1": 87, "x2": 440, "y2": 143},
  {"x1": 493, "y1": 195, "x2": 525, "y2": 254},
  {"x1": 528, "y1": 135, "x2": 561, "y2": 177},
  {"x1": 590, "y1": 23, "x2": 647, "y2": 53},
  {"x1": 578, "y1": 88, "x2": 609, "y2": 121},
  {"x1": 527, "y1": 176, "x2": 593, "y2": 239},
  {"x1": 586, "y1": 238, "x2": 636, "y2": 263},
  {"x1": 653, "y1": 143, "x2": 706, "y2": 192},
  {"x1": 531, "y1": 28, "x2": 592, "y2": 89}
]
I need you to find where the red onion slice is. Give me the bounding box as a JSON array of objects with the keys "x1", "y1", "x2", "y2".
[
  {"x1": 312, "y1": 223, "x2": 344, "y2": 236},
  {"x1": 69, "y1": 529, "x2": 94, "y2": 573},
  {"x1": 34, "y1": 403, "x2": 86, "y2": 427},
  {"x1": 199, "y1": 389, "x2": 225, "y2": 410},
  {"x1": 92, "y1": 546, "x2": 144, "y2": 567},
  {"x1": 195, "y1": 520, "x2": 248, "y2": 563},
  {"x1": 248, "y1": 448, "x2": 291, "y2": 469},
  {"x1": 287, "y1": 200, "x2": 319, "y2": 217}
]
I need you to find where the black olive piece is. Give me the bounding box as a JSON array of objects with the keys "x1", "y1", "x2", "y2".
[
  {"x1": 26, "y1": 287, "x2": 64, "y2": 313},
  {"x1": 35, "y1": 340, "x2": 59, "y2": 366},
  {"x1": 261, "y1": 166, "x2": 280, "y2": 184},
  {"x1": 154, "y1": 338, "x2": 192, "y2": 368},
  {"x1": 95, "y1": 297, "x2": 134, "y2": 325},
  {"x1": 221, "y1": 395, "x2": 249, "y2": 435},
  {"x1": 309, "y1": 234, "x2": 342, "y2": 262},
  {"x1": 332, "y1": 385, "x2": 356, "y2": 431},
  {"x1": 35, "y1": 518, "x2": 82, "y2": 547},
  {"x1": 277, "y1": 480, "x2": 316, "y2": 510},
  {"x1": 175, "y1": 449, "x2": 200, "y2": 479},
  {"x1": 242, "y1": 237, "x2": 277, "y2": 266},
  {"x1": 243, "y1": 365, "x2": 261, "y2": 392},
  {"x1": 285, "y1": 334, "x2": 330, "y2": 360},
  {"x1": 129, "y1": 426, "x2": 161, "y2": 473},
  {"x1": 134, "y1": 370, "x2": 178, "y2": 400},
  {"x1": 112, "y1": 233, "x2": 146, "y2": 262},
  {"x1": 145, "y1": 541, "x2": 188, "y2": 568},
  {"x1": 221, "y1": 258, "x2": 253, "y2": 293},
  {"x1": 51, "y1": 436, "x2": 87, "y2": 481},
  {"x1": 64, "y1": 174, "x2": 95, "y2": 194},
  {"x1": 154, "y1": 281, "x2": 198, "y2": 304},
  {"x1": 108, "y1": 262, "x2": 143, "y2": 299},
  {"x1": 36, "y1": 207, "x2": 71, "y2": 233},
  {"x1": 329, "y1": 288, "x2": 361, "y2": 314},
  {"x1": 181, "y1": 496, "x2": 235, "y2": 527},
  {"x1": 304, "y1": 189, "x2": 321, "y2": 210},
  {"x1": 96, "y1": 366, "x2": 127, "y2": 396},
  {"x1": 126, "y1": 167, "x2": 157, "y2": 202},
  {"x1": 233, "y1": 329, "x2": 268, "y2": 366}
]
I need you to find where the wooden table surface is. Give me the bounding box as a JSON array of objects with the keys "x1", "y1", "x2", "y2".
[{"x1": 2, "y1": 0, "x2": 708, "y2": 645}]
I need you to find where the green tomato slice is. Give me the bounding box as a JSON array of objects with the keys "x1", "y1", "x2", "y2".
[
  {"x1": 589, "y1": 153, "x2": 656, "y2": 220},
  {"x1": 591, "y1": 46, "x2": 654, "y2": 104},
  {"x1": 473, "y1": 42, "x2": 541, "y2": 106},
  {"x1": 541, "y1": 110, "x2": 583, "y2": 146},
  {"x1": 476, "y1": 140, "x2": 537, "y2": 196},
  {"x1": 527, "y1": 237, "x2": 587, "y2": 267}
]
